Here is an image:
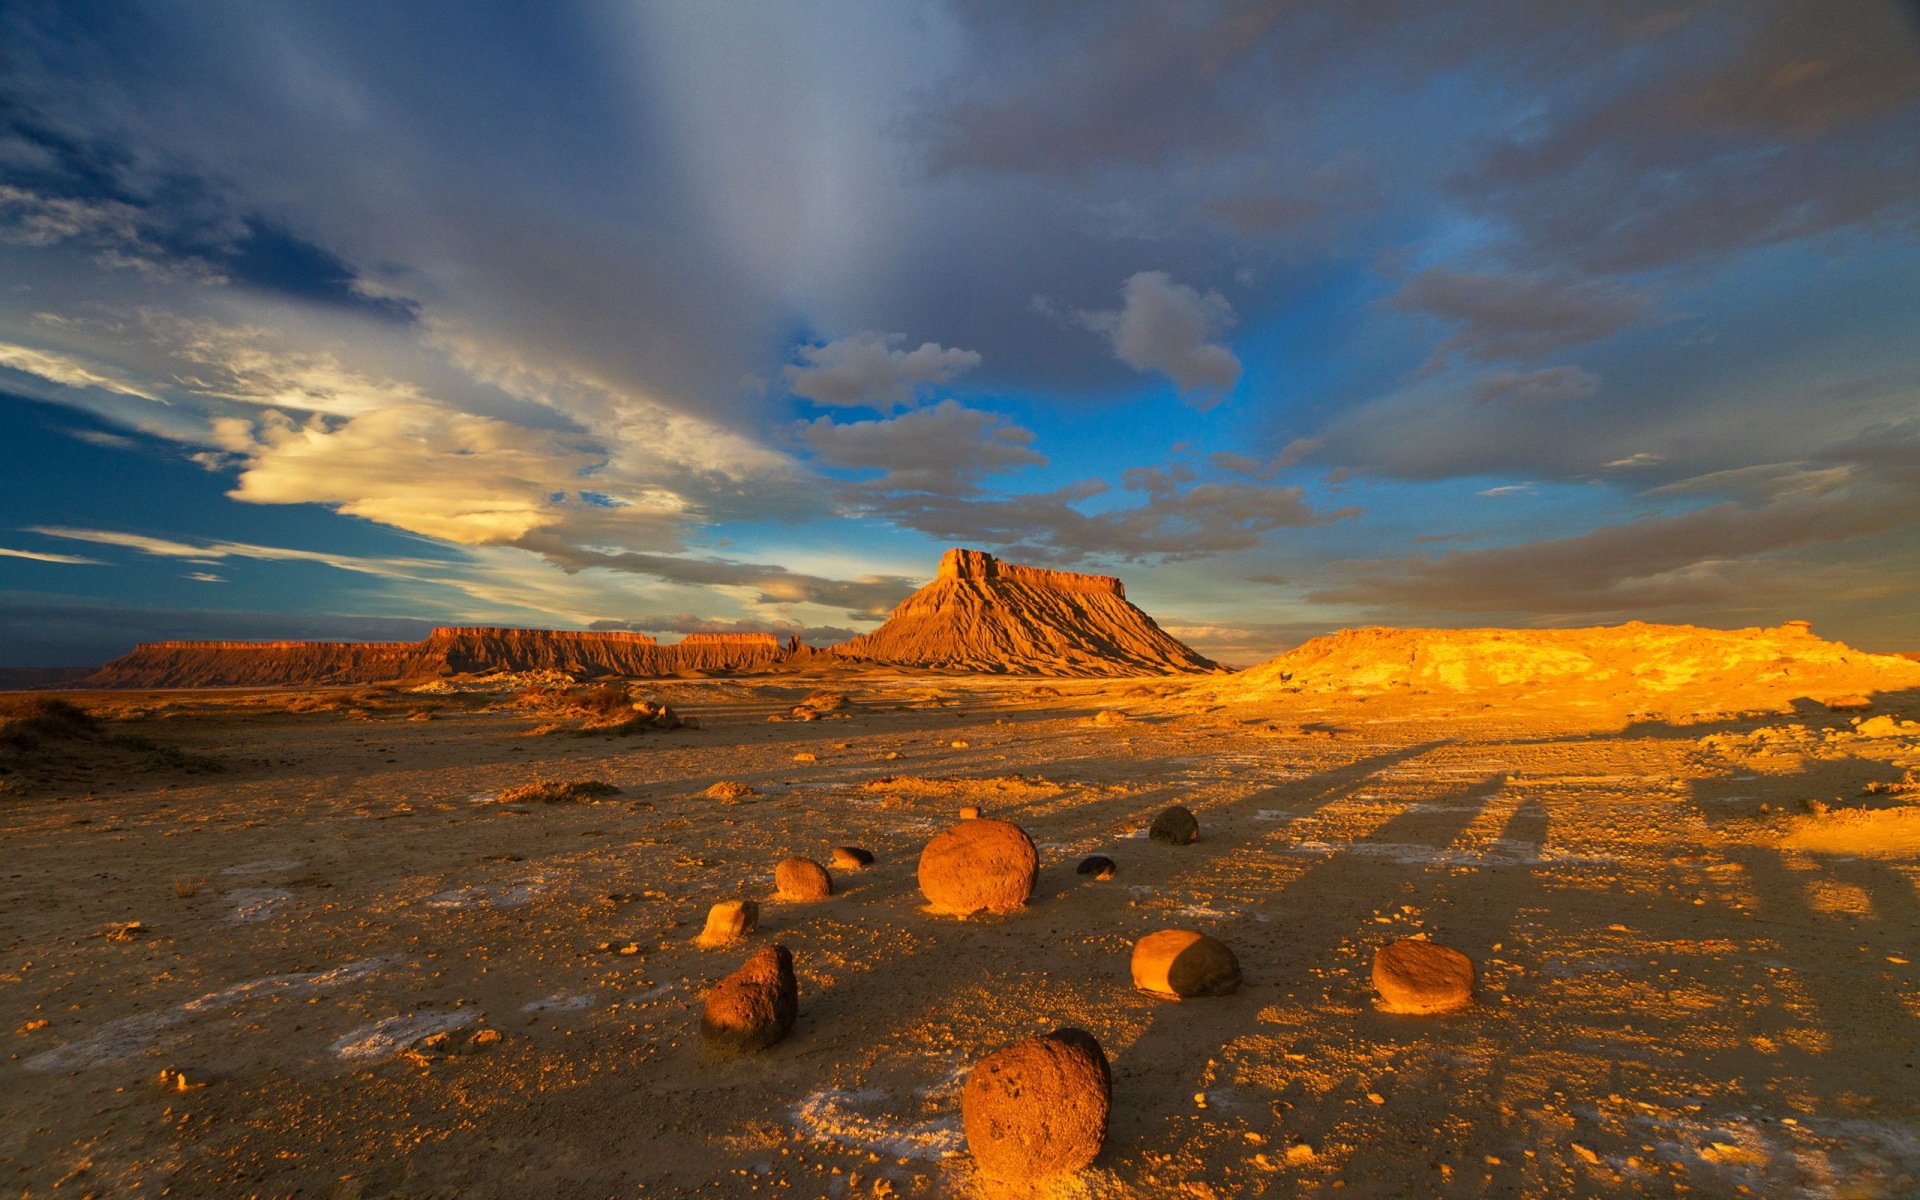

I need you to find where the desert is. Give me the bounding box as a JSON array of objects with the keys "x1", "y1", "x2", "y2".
[{"x1": 4, "y1": 548, "x2": 1919, "y2": 1198}]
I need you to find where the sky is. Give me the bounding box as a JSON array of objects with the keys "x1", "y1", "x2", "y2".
[{"x1": 1, "y1": 1, "x2": 1918, "y2": 667}]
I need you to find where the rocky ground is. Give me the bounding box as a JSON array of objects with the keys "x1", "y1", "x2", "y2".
[{"x1": 3, "y1": 675, "x2": 1918, "y2": 1198}]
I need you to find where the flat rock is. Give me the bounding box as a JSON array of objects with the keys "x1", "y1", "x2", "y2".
[
  {"x1": 695, "y1": 899, "x2": 757, "y2": 947},
  {"x1": 1149, "y1": 805, "x2": 1199, "y2": 845},
  {"x1": 1076, "y1": 855, "x2": 1116, "y2": 879},
  {"x1": 962, "y1": 1027, "x2": 1111, "y2": 1180},
  {"x1": 1372, "y1": 939, "x2": 1474, "y2": 1014},
  {"x1": 774, "y1": 857, "x2": 833, "y2": 901},
  {"x1": 1130, "y1": 929, "x2": 1240, "y2": 999},
  {"x1": 918, "y1": 818, "x2": 1037, "y2": 916},
  {"x1": 829, "y1": 846, "x2": 874, "y2": 871},
  {"x1": 958, "y1": 805, "x2": 981, "y2": 820},
  {"x1": 701, "y1": 945, "x2": 797, "y2": 1055}
]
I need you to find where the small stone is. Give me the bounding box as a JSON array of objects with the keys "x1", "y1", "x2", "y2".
[
  {"x1": 793, "y1": 751, "x2": 819, "y2": 763},
  {"x1": 774, "y1": 858, "x2": 833, "y2": 901},
  {"x1": 830, "y1": 846, "x2": 874, "y2": 871},
  {"x1": 1148, "y1": 805, "x2": 1199, "y2": 846},
  {"x1": 696, "y1": 899, "x2": 759, "y2": 946},
  {"x1": 701, "y1": 944, "x2": 798, "y2": 1055},
  {"x1": 1130, "y1": 929, "x2": 1240, "y2": 999},
  {"x1": 918, "y1": 819, "x2": 1038, "y2": 916},
  {"x1": 1372, "y1": 939, "x2": 1474, "y2": 1014},
  {"x1": 1075, "y1": 855, "x2": 1117, "y2": 880},
  {"x1": 962, "y1": 1027, "x2": 1110, "y2": 1181},
  {"x1": 702, "y1": 781, "x2": 758, "y2": 803},
  {"x1": 958, "y1": 805, "x2": 982, "y2": 820},
  {"x1": 950, "y1": 739, "x2": 970, "y2": 749}
]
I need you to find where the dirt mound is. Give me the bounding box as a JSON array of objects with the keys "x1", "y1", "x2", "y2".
[
  {"x1": 0, "y1": 696, "x2": 218, "y2": 794},
  {"x1": 83, "y1": 627, "x2": 791, "y2": 689},
  {"x1": 831, "y1": 548, "x2": 1218, "y2": 677},
  {"x1": 1207, "y1": 621, "x2": 1920, "y2": 712}
]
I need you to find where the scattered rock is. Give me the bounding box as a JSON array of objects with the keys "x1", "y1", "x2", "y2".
[
  {"x1": 1149, "y1": 805, "x2": 1199, "y2": 845},
  {"x1": 1076, "y1": 855, "x2": 1117, "y2": 880},
  {"x1": 918, "y1": 818, "x2": 1038, "y2": 916},
  {"x1": 702, "y1": 781, "x2": 758, "y2": 803},
  {"x1": 958, "y1": 805, "x2": 982, "y2": 820},
  {"x1": 950, "y1": 739, "x2": 971, "y2": 749},
  {"x1": 1130, "y1": 930, "x2": 1240, "y2": 999},
  {"x1": 1090, "y1": 709, "x2": 1127, "y2": 726},
  {"x1": 498, "y1": 778, "x2": 620, "y2": 805},
  {"x1": 700, "y1": 945, "x2": 798, "y2": 1055},
  {"x1": 793, "y1": 751, "x2": 819, "y2": 763},
  {"x1": 93, "y1": 920, "x2": 148, "y2": 942},
  {"x1": 774, "y1": 857, "x2": 833, "y2": 901},
  {"x1": 962, "y1": 1027, "x2": 1111, "y2": 1180},
  {"x1": 155, "y1": 1067, "x2": 207, "y2": 1091},
  {"x1": 696, "y1": 899, "x2": 759, "y2": 947},
  {"x1": 829, "y1": 846, "x2": 874, "y2": 871},
  {"x1": 792, "y1": 692, "x2": 849, "y2": 720},
  {"x1": 1371, "y1": 939, "x2": 1474, "y2": 1014},
  {"x1": 1822, "y1": 694, "x2": 1873, "y2": 711},
  {"x1": 1856, "y1": 714, "x2": 1920, "y2": 738}
]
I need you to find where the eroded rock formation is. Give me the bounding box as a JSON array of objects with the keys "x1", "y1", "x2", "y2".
[{"x1": 833, "y1": 548, "x2": 1218, "y2": 677}]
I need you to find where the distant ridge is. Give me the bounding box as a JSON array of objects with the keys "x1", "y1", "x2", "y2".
[
  {"x1": 82, "y1": 627, "x2": 790, "y2": 689},
  {"x1": 831, "y1": 548, "x2": 1218, "y2": 677}
]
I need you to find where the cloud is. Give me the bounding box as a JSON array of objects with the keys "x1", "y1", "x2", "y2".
[
  {"x1": 0, "y1": 546, "x2": 104, "y2": 565},
  {"x1": 1472, "y1": 365, "x2": 1601, "y2": 406},
  {"x1": 0, "y1": 183, "x2": 226, "y2": 283},
  {"x1": 1476, "y1": 484, "x2": 1534, "y2": 497},
  {"x1": 208, "y1": 405, "x2": 613, "y2": 546},
  {"x1": 1391, "y1": 266, "x2": 1654, "y2": 365},
  {"x1": 783, "y1": 332, "x2": 981, "y2": 409},
  {"x1": 800, "y1": 399, "x2": 1045, "y2": 493},
  {"x1": 1603, "y1": 452, "x2": 1665, "y2": 470},
  {"x1": 0, "y1": 340, "x2": 162, "y2": 400},
  {"x1": 1077, "y1": 271, "x2": 1242, "y2": 403}
]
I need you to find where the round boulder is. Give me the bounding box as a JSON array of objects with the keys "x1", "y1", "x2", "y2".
[
  {"x1": 1076, "y1": 855, "x2": 1117, "y2": 880},
  {"x1": 962, "y1": 1027, "x2": 1110, "y2": 1180},
  {"x1": 774, "y1": 857, "x2": 833, "y2": 901},
  {"x1": 1372, "y1": 939, "x2": 1474, "y2": 1014},
  {"x1": 829, "y1": 846, "x2": 874, "y2": 871},
  {"x1": 701, "y1": 944, "x2": 798, "y2": 1055},
  {"x1": 918, "y1": 818, "x2": 1037, "y2": 916},
  {"x1": 695, "y1": 899, "x2": 758, "y2": 947},
  {"x1": 1130, "y1": 929, "x2": 1240, "y2": 1000},
  {"x1": 1148, "y1": 805, "x2": 1199, "y2": 846}
]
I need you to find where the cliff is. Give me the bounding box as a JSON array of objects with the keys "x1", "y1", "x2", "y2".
[
  {"x1": 831, "y1": 548, "x2": 1218, "y2": 677},
  {"x1": 83, "y1": 627, "x2": 788, "y2": 689},
  {"x1": 1206, "y1": 621, "x2": 1920, "y2": 711}
]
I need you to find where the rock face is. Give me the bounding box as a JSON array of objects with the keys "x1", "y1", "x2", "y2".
[
  {"x1": 1131, "y1": 930, "x2": 1241, "y2": 999},
  {"x1": 774, "y1": 858, "x2": 833, "y2": 901},
  {"x1": 832, "y1": 548, "x2": 1219, "y2": 677},
  {"x1": 85, "y1": 627, "x2": 792, "y2": 688},
  {"x1": 1208, "y1": 621, "x2": 1920, "y2": 712},
  {"x1": 1149, "y1": 805, "x2": 1199, "y2": 845},
  {"x1": 695, "y1": 899, "x2": 758, "y2": 947},
  {"x1": 918, "y1": 818, "x2": 1038, "y2": 916},
  {"x1": 700, "y1": 945, "x2": 798, "y2": 1054},
  {"x1": 1372, "y1": 940, "x2": 1474, "y2": 1014},
  {"x1": 962, "y1": 1027, "x2": 1111, "y2": 1180}
]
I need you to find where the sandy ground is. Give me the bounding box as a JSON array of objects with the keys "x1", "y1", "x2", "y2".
[{"x1": 3, "y1": 677, "x2": 1918, "y2": 1199}]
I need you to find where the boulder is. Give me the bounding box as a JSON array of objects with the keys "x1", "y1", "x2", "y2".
[
  {"x1": 700, "y1": 944, "x2": 798, "y2": 1054},
  {"x1": 1076, "y1": 855, "x2": 1117, "y2": 880},
  {"x1": 1372, "y1": 939, "x2": 1474, "y2": 1014},
  {"x1": 918, "y1": 818, "x2": 1037, "y2": 916},
  {"x1": 962, "y1": 1027, "x2": 1111, "y2": 1180},
  {"x1": 829, "y1": 846, "x2": 874, "y2": 871},
  {"x1": 1130, "y1": 930, "x2": 1240, "y2": 999},
  {"x1": 774, "y1": 857, "x2": 833, "y2": 901},
  {"x1": 1149, "y1": 805, "x2": 1199, "y2": 845},
  {"x1": 695, "y1": 899, "x2": 758, "y2": 947}
]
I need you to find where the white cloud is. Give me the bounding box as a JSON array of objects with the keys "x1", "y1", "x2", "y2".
[
  {"x1": 0, "y1": 341, "x2": 162, "y2": 400},
  {"x1": 0, "y1": 546, "x2": 105, "y2": 565},
  {"x1": 1078, "y1": 271, "x2": 1242, "y2": 405},
  {"x1": 783, "y1": 331, "x2": 981, "y2": 409}
]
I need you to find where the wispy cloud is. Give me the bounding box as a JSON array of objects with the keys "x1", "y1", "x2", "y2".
[{"x1": 0, "y1": 546, "x2": 105, "y2": 565}]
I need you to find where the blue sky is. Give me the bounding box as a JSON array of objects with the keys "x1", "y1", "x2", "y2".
[{"x1": 2, "y1": 1, "x2": 1918, "y2": 666}]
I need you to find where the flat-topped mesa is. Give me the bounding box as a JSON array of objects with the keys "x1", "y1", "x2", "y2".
[
  {"x1": 428, "y1": 626, "x2": 658, "y2": 646},
  {"x1": 937, "y1": 549, "x2": 1125, "y2": 598},
  {"x1": 833, "y1": 547, "x2": 1217, "y2": 677},
  {"x1": 677, "y1": 632, "x2": 783, "y2": 648}
]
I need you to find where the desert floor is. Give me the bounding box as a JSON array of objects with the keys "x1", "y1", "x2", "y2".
[{"x1": 3, "y1": 677, "x2": 1918, "y2": 1199}]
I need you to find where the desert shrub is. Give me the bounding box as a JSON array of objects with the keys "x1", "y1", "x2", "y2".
[
  {"x1": 576, "y1": 683, "x2": 635, "y2": 717},
  {"x1": 0, "y1": 697, "x2": 99, "y2": 745},
  {"x1": 497, "y1": 778, "x2": 621, "y2": 804}
]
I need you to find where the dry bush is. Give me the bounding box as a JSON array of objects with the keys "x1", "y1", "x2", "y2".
[
  {"x1": 497, "y1": 778, "x2": 622, "y2": 804},
  {"x1": 172, "y1": 876, "x2": 208, "y2": 898},
  {"x1": 0, "y1": 696, "x2": 100, "y2": 746},
  {"x1": 577, "y1": 683, "x2": 634, "y2": 716}
]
